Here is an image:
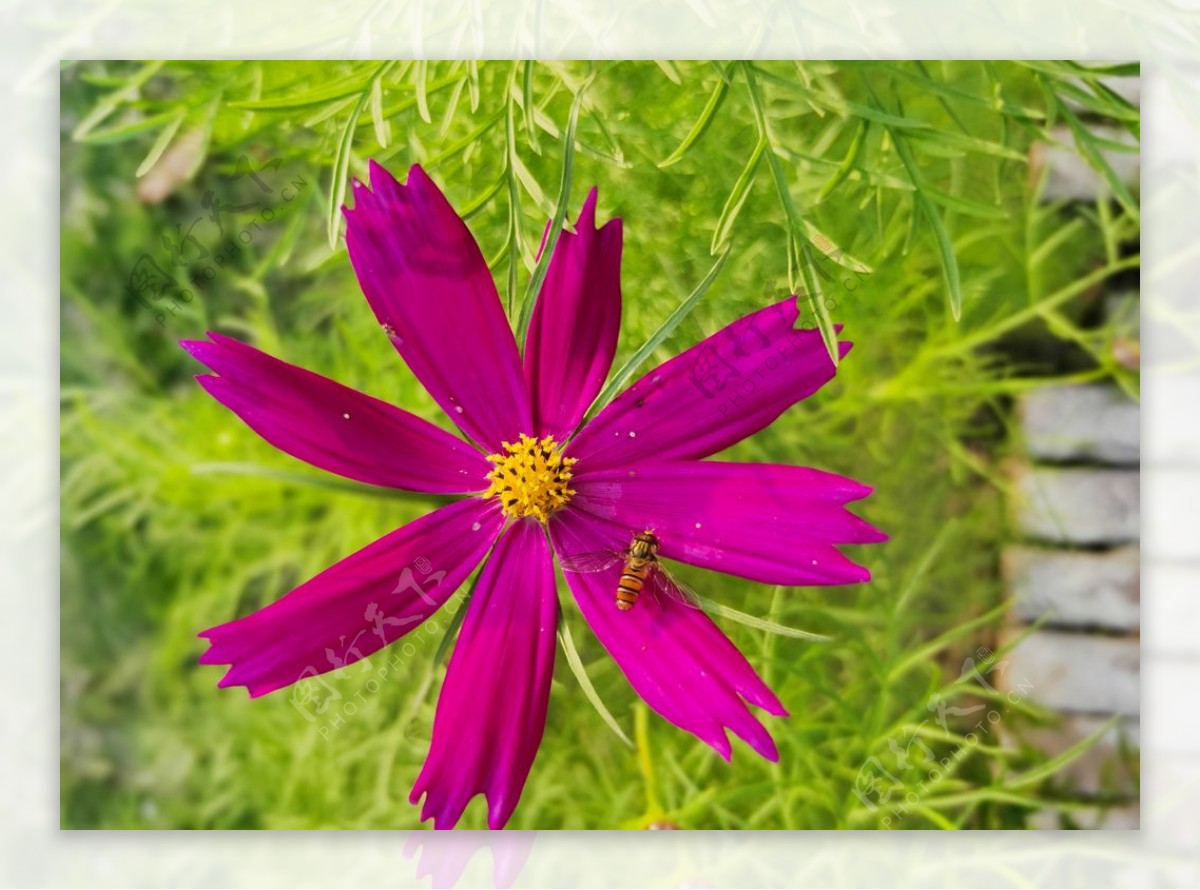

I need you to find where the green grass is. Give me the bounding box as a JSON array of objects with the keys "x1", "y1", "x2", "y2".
[{"x1": 60, "y1": 60, "x2": 1139, "y2": 829}]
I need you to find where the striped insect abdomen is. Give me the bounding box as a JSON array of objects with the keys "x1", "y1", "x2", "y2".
[{"x1": 616, "y1": 557, "x2": 651, "y2": 611}]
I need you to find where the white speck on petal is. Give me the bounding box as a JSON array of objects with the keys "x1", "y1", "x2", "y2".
[
  {"x1": 471, "y1": 522, "x2": 481, "y2": 531},
  {"x1": 695, "y1": 522, "x2": 702, "y2": 529},
  {"x1": 342, "y1": 413, "x2": 351, "y2": 420},
  {"x1": 455, "y1": 406, "x2": 464, "y2": 414},
  {"x1": 628, "y1": 431, "x2": 636, "y2": 438}
]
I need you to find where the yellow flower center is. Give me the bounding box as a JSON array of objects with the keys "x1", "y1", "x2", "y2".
[{"x1": 484, "y1": 434, "x2": 577, "y2": 523}]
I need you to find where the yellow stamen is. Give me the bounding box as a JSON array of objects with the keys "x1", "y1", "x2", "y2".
[{"x1": 484, "y1": 434, "x2": 577, "y2": 523}]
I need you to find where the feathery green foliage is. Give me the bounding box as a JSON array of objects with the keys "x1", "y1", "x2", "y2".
[{"x1": 61, "y1": 60, "x2": 1139, "y2": 829}]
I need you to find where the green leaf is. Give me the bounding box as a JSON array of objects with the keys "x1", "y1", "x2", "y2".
[
  {"x1": 694, "y1": 594, "x2": 831, "y2": 642},
  {"x1": 135, "y1": 111, "x2": 186, "y2": 177},
  {"x1": 891, "y1": 127, "x2": 963, "y2": 320},
  {"x1": 302, "y1": 95, "x2": 356, "y2": 128},
  {"x1": 583, "y1": 245, "x2": 732, "y2": 422},
  {"x1": 1059, "y1": 103, "x2": 1139, "y2": 223},
  {"x1": 326, "y1": 62, "x2": 396, "y2": 248},
  {"x1": 369, "y1": 76, "x2": 390, "y2": 148},
  {"x1": 72, "y1": 60, "x2": 166, "y2": 141},
  {"x1": 741, "y1": 62, "x2": 840, "y2": 365},
  {"x1": 801, "y1": 221, "x2": 873, "y2": 274},
  {"x1": 78, "y1": 108, "x2": 182, "y2": 145},
  {"x1": 877, "y1": 62, "x2": 1045, "y2": 121},
  {"x1": 905, "y1": 127, "x2": 1026, "y2": 161},
  {"x1": 327, "y1": 89, "x2": 370, "y2": 249},
  {"x1": 558, "y1": 614, "x2": 633, "y2": 748},
  {"x1": 923, "y1": 185, "x2": 1009, "y2": 220},
  {"x1": 817, "y1": 119, "x2": 868, "y2": 202},
  {"x1": 796, "y1": 243, "x2": 840, "y2": 357},
  {"x1": 514, "y1": 83, "x2": 585, "y2": 343},
  {"x1": 711, "y1": 138, "x2": 765, "y2": 254},
  {"x1": 807, "y1": 88, "x2": 931, "y2": 130},
  {"x1": 887, "y1": 602, "x2": 1011, "y2": 682},
  {"x1": 467, "y1": 60, "x2": 480, "y2": 111},
  {"x1": 414, "y1": 60, "x2": 432, "y2": 124},
  {"x1": 511, "y1": 154, "x2": 556, "y2": 221},
  {"x1": 230, "y1": 65, "x2": 381, "y2": 110},
  {"x1": 653, "y1": 59, "x2": 683, "y2": 84},
  {"x1": 1005, "y1": 716, "x2": 1122, "y2": 790},
  {"x1": 522, "y1": 60, "x2": 541, "y2": 153},
  {"x1": 659, "y1": 64, "x2": 731, "y2": 167},
  {"x1": 433, "y1": 582, "x2": 480, "y2": 666}
]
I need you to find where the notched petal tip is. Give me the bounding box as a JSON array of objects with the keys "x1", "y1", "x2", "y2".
[
  {"x1": 179, "y1": 338, "x2": 220, "y2": 367},
  {"x1": 577, "y1": 186, "x2": 599, "y2": 229},
  {"x1": 757, "y1": 738, "x2": 781, "y2": 763},
  {"x1": 405, "y1": 162, "x2": 431, "y2": 187},
  {"x1": 711, "y1": 733, "x2": 734, "y2": 762},
  {"x1": 485, "y1": 792, "x2": 516, "y2": 831},
  {"x1": 367, "y1": 158, "x2": 393, "y2": 186}
]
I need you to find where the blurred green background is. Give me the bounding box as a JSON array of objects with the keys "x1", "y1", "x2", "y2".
[{"x1": 60, "y1": 60, "x2": 1139, "y2": 829}]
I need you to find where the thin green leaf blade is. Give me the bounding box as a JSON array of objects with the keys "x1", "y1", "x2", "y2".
[
  {"x1": 1005, "y1": 716, "x2": 1123, "y2": 790},
  {"x1": 695, "y1": 594, "x2": 831, "y2": 642},
  {"x1": 135, "y1": 111, "x2": 186, "y2": 177},
  {"x1": 585, "y1": 246, "x2": 732, "y2": 420},
  {"x1": 711, "y1": 138, "x2": 765, "y2": 254},
  {"x1": 660, "y1": 66, "x2": 731, "y2": 167},
  {"x1": 514, "y1": 83, "x2": 585, "y2": 343},
  {"x1": 327, "y1": 89, "x2": 370, "y2": 249},
  {"x1": 558, "y1": 615, "x2": 633, "y2": 748}
]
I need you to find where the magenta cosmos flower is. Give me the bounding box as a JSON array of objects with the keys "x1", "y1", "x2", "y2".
[{"x1": 184, "y1": 161, "x2": 884, "y2": 830}]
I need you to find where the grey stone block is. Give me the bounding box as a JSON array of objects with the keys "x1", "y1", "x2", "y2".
[
  {"x1": 1005, "y1": 545, "x2": 1139, "y2": 630},
  {"x1": 1001, "y1": 630, "x2": 1140, "y2": 716},
  {"x1": 1014, "y1": 467, "x2": 1140, "y2": 545},
  {"x1": 1031, "y1": 124, "x2": 1139, "y2": 203},
  {"x1": 1020, "y1": 384, "x2": 1139, "y2": 464}
]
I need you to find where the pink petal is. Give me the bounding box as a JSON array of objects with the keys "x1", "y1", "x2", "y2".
[
  {"x1": 410, "y1": 519, "x2": 558, "y2": 830},
  {"x1": 182, "y1": 334, "x2": 489, "y2": 493},
  {"x1": 569, "y1": 298, "x2": 849, "y2": 471},
  {"x1": 199, "y1": 498, "x2": 502, "y2": 698},
  {"x1": 549, "y1": 508, "x2": 786, "y2": 762},
  {"x1": 523, "y1": 189, "x2": 623, "y2": 439},
  {"x1": 571, "y1": 460, "x2": 885, "y2": 586},
  {"x1": 344, "y1": 162, "x2": 532, "y2": 450}
]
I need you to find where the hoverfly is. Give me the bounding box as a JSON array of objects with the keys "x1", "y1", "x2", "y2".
[{"x1": 559, "y1": 530, "x2": 699, "y2": 612}]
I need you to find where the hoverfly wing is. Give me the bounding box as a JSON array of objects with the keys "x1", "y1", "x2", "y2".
[
  {"x1": 558, "y1": 549, "x2": 626, "y2": 574},
  {"x1": 647, "y1": 564, "x2": 703, "y2": 610}
]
